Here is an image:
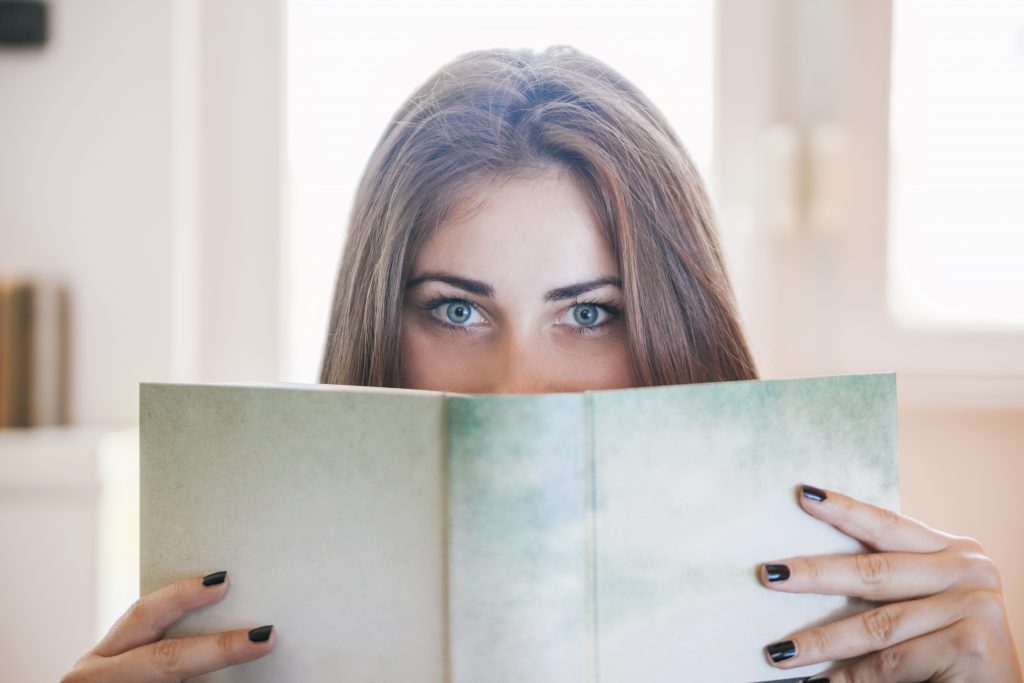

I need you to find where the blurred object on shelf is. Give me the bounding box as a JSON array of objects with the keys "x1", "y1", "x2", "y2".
[
  {"x1": 0, "y1": 1, "x2": 47, "y2": 47},
  {"x1": 0, "y1": 277, "x2": 70, "y2": 428}
]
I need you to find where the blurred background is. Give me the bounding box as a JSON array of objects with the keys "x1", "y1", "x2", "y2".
[{"x1": 1, "y1": 0, "x2": 1022, "y2": 678}]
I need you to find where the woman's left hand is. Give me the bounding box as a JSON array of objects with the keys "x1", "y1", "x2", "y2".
[{"x1": 759, "y1": 484, "x2": 1023, "y2": 682}]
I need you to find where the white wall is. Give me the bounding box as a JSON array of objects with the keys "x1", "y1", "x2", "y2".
[
  {"x1": 0, "y1": 0, "x2": 177, "y2": 426},
  {"x1": 0, "y1": 1, "x2": 284, "y2": 677},
  {"x1": 0, "y1": 0, "x2": 284, "y2": 426}
]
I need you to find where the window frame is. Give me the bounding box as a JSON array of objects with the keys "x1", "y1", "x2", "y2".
[{"x1": 714, "y1": 0, "x2": 1024, "y2": 410}]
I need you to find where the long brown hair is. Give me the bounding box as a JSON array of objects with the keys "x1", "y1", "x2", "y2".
[{"x1": 320, "y1": 46, "x2": 757, "y2": 387}]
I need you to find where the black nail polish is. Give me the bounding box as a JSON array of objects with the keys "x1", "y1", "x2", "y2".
[
  {"x1": 248, "y1": 625, "x2": 274, "y2": 643},
  {"x1": 804, "y1": 678, "x2": 831, "y2": 682},
  {"x1": 202, "y1": 570, "x2": 227, "y2": 586},
  {"x1": 801, "y1": 485, "x2": 827, "y2": 502},
  {"x1": 766, "y1": 639, "x2": 797, "y2": 663},
  {"x1": 765, "y1": 563, "x2": 790, "y2": 582}
]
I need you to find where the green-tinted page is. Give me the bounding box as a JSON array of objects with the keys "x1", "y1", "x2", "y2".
[
  {"x1": 140, "y1": 382, "x2": 448, "y2": 682},
  {"x1": 591, "y1": 373, "x2": 898, "y2": 681},
  {"x1": 447, "y1": 394, "x2": 592, "y2": 683}
]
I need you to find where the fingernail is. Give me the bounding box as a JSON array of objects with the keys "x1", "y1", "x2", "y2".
[
  {"x1": 202, "y1": 570, "x2": 227, "y2": 586},
  {"x1": 764, "y1": 563, "x2": 790, "y2": 582},
  {"x1": 765, "y1": 639, "x2": 797, "y2": 663},
  {"x1": 801, "y1": 485, "x2": 827, "y2": 502},
  {"x1": 804, "y1": 678, "x2": 831, "y2": 682},
  {"x1": 249, "y1": 625, "x2": 274, "y2": 643}
]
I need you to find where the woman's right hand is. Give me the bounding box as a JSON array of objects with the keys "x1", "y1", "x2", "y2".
[{"x1": 61, "y1": 571, "x2": 276, "y2": 682}]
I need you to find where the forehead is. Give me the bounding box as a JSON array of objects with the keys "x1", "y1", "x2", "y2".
[{"x1": 413, "y1": 169, "x2": 618, "y2": 290}]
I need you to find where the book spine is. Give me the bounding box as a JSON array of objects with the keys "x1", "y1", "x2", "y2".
[
  {"x1": 10, "y1": 282, "x2": 33, "y2": 427},
  {"x1": 29, "y1": 282, "x2": 66, "y2": 426},
  {"x1": 0, "y1": 282, "x2": 9, "y2": 427},
  {"x1": 0, "y1": 279, "x2": 69, "y2": 428},
  {"x1": 447, "y1": 394, "x2": 592, "y2": 683}
]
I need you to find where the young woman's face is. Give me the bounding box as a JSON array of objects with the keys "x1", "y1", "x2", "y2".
[{"x1": 400, "y1": 168, "x2": 639, "y2": 393}]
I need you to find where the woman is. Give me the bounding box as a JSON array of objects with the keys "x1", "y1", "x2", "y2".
[{"x1": 63, "y1": 46, "x2": 1021, "y2": 682}]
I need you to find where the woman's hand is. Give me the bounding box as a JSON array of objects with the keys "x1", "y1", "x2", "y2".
[
  {"x1": 760, "y1": 485, "x2": 1022, "y2": 682},
  {"x1": 61, "y1": 571, "x2": 276, "y2": 682}
]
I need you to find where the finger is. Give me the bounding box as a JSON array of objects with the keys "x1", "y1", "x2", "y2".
[
  {"x1": 798, "y1": 484, "x2": 953, "y2": 553},
  {"x1": 100, "y1": 625, "x2": 276, "y2": 683},
  {"x1": 93, "y1": 572, "x2": 231, "y2": 657},
  {"x1": 760, "y1": 550, "x2": 966, "y2": 601},
  {"x1": 824, "y1": 620, "x2": 974, "y2": 683},
  {"x1": 762, "y1": 592, "x2": 961, "y2": 669}
]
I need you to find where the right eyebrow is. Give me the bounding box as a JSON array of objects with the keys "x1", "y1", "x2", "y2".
[{"x1": 405, "y1": 272, "x2": 495, "y2": 297}]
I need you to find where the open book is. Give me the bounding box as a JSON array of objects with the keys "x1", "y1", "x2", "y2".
[{"x1": 140, "y1": 373, "x2": 898, "y2": 682}]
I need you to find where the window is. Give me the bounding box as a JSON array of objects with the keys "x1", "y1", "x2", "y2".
[{"x1": 888, "y1": 1, "x2": 1024, "y2": 330}]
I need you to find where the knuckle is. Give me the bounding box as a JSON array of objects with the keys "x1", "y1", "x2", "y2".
[
  {"x1": 874, "y1": 645, "x2": 902, "y2": 675},
  {"x1": 855, "y1": 552, "x2": 892, "y2": 585},
  {"x1": 123, "y1": 597, "x2": 148, "y2": 624},
  {"x1": 951, "y1": 619, "x2": 994, "y2": 663},
  {"x1": 169, "y1": 576, "x2": 193, "y2": 604},
  {"x1": 802, "y1": 627, "x2": 832, "y2": 657},
  {"x1": 121, "y1": 598, "x2": 159, "y2": 640},
  {"x1": 873, "y1": 506, "x2": 901, "y2": 541},
  {"x1": 966, "y1": 554, "x2": 1003, "y2": 590},
  {"x1": 955, "y1": 535, "x2": 986, "y2": 554},
  {"x1": 964, "y1": 589, "x2": 1007, "y2": 622},
  {"x1": 861, "y1": 606, "x2": 899, "y2": 647},
  {"x1": 800, "y1": 556, "x2": 822, "y2": 583},
  {"x1": 837, "y1": 493, "x2": 856, "y2": 519},
  {"x1": 846, "y1": 664, "x2": 876, "y2": 683},
  {"x1": 152, "y1": 637, "x2": 184, "y2": 673},
  {"x1": 217, "y1": 630, "x2": 239, "y2": 660}
]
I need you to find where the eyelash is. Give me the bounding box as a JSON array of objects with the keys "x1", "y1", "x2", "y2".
[{"x1": 417, "y1": 296, "x2": 623, "y2": 336}]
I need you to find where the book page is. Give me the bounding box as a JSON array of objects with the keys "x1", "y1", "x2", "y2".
[
  {"x1": 140, "y1": 383, "x2": 447, "y2": 682},
  {"x1": 590, "y1": 373, "x2": 898, "y2": 681}
]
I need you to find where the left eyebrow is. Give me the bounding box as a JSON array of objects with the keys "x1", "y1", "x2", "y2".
[{"x1": 543, "y1": 276, "x2": 623, "y2": 302}]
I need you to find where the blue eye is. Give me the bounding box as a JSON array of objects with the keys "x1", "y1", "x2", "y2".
[
  {"x1": 445, "y1": 301, "x2": 473, "y2": 324},
  {"x1": 573, "y1": 303, "x2": 600, "y2": 326}
]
